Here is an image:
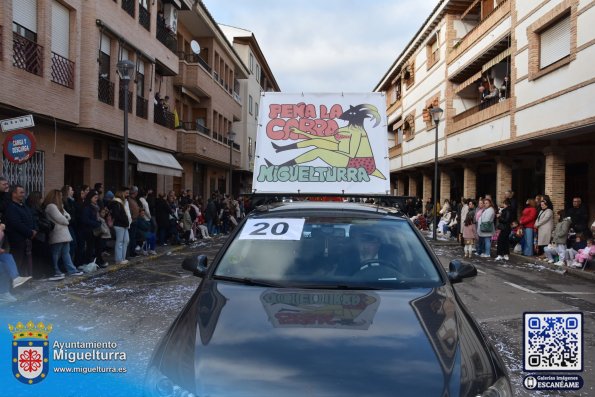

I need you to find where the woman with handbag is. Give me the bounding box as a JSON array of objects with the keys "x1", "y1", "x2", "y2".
[
  {"x1": 81, "y1": 190, "x2": 108, "y2": 269},
  {"x1": 43, "y1": 190, "x2": 82, "y2": 279},
  {"x1": 534, "y1": 199, "x2": 554, "y2": 258},
  {"x1": 495, "y1": 199, "x2": 513, "y2": 261},
  {"x1": 477, "y1": 197, "x2": 496, "y2": 258}
]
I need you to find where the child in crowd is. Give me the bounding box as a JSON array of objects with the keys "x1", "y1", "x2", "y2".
[
  {"x1": 570, "y1": 238, "x2": 595, "y2": 269},
  {"x1": 181, "y1": 205, "x2": 195, "y2": 244},
  {"x1": 509, "y1": 220, "x2": 523, "y2": 250},
  {"x1": 565, "y1": 234, "x2": 587, "y2": 266},
  {"x1": 462, "y1": 212, "x2": 476, "y2": 258},
  {"x1": 136, "y1": 208, "x2": 157, "y2": 255},
  {"x1": 194, "y1": 211, "x2": 211, "y2": 240}
]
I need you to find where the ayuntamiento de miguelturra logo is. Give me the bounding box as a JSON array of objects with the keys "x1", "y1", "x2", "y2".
[{"x1": 9, "y1": 321, "x2": 52, "y2": 385}]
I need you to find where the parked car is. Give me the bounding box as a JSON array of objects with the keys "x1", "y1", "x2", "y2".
[{"x1": 145, "y1": 201, "x2": 511, "y2": 397}]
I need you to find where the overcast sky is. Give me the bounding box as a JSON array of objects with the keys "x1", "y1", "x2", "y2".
[{"x1": 202, "y1": 0, "x2": 437, "y2": 93}]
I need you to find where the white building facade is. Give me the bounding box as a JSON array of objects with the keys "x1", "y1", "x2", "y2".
[{"x1": 376, "y1": 0, "x2": 595, "y2": 222}]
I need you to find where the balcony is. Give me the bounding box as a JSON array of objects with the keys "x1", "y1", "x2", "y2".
[
  {"x1": 154, "y1": 106, "x2": 175, "y2": 129},
  {"x1": 448, "y1": 98, "x2": 511, "y2": 135},
  {"x1": 136, "y1": 96, "x2": 148, "y2": 119},
  {"x1": 98, "y1": 77, "x2": 115, "y2": 105},
  {"x1": 139, "y1": 7, "x2": 150, "y2": 31},
  {"x1": 178, "y1": 52, "x2": 211, "y2": 72},
  {"x1": 177, "y1": 127, "x2": 241, "y2": 165},
  {"x1": 50, "y1": 52, "x2": 75, "y2": 88},
  {"x1": 13, "y1": 33, "x2": 43, "y2": 76},
  {"x1": 448, "y1": 0, "x2": 511, "y2": 64},
  {"x1": 156, "y1": 23, "x2": 177, "y2": 54},
  {"x1": 118, "y1": 87, "x2": 133, "y2": 113},
  {"x1": 122, "y1": 0, "x2": 135, "y2": 18}
]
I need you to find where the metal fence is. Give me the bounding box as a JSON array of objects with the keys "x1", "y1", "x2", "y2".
[{"x1": 3, "y1": 151, "x2": 45, "y2": 195}]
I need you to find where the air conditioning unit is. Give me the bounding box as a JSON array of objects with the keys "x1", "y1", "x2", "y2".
[{"x1": 164, "y1": 4, "x2": 178, "y2": 34}]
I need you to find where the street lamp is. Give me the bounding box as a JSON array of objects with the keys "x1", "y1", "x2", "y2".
[
  {"x1": 117, "y1": 59, "x2": 135, "y2": 187},
  {"x1": 429, "y1": 106, "x2": 443, "y2": 241},
  {"x1": 228, "y1": 131, "x2": 236, "y2": 196}
]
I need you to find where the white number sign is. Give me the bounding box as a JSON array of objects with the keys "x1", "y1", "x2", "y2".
[{"x1": 239, "y1": 218, "x2": 305, "y2": 240}]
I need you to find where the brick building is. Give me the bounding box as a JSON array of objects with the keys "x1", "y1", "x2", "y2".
[
  {"x1": 375, "y1": 0, "x2": 595, "y2": 223},
  {"x1": 0, "y1": 0, "x2": 277, "y2": 199}
]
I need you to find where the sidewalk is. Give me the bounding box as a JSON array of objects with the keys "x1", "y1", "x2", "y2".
[
  {"x1": 423, "y1": 231, "x2": 595, "y2": 282},
  {"x1": 8, "y1": 235, "x2": 228, "y2": 302}
]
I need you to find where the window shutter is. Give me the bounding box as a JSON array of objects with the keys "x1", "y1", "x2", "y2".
[
  {"x1": 51, "y1": 1, "x2": 70, "y2": 58},
  {"x1": 101, "y1": 33, "x2": 111, "y2": 55},
  {"x1": 13, "y1": 0, "x2": 37, "y2": 33},
  {"x1": 540, "y1": 15, "x2": 571, "y2": 69},
  {"x1": 138, "y1": 60, "x2": 145, "y2": 75}
]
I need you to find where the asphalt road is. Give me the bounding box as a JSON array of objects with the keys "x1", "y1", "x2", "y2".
[{"x1": 2, "y1": 235, "x2": 593, "y2": 396}]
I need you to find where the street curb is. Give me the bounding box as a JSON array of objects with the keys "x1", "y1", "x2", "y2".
[{"x1": 508, "y1": 252, "x2": 595, "y2": 282}]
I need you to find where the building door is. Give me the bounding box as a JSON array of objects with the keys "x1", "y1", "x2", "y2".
[{"x1": 64, "y1": 155, "x2": 85, "y2": 190}]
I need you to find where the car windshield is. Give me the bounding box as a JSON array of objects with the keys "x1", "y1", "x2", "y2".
[{"x1": 214, "y1": 214, "x2": 443, "y2": 289}]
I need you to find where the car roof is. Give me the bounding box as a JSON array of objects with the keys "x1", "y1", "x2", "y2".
[{"x1": 252, "y1": 200, "x2": 408, "y2": 218}]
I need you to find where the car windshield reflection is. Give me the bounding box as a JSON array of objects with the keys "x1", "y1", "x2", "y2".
[{"x1": 214, "y1": 216, "x2": 442, "y2": 289}]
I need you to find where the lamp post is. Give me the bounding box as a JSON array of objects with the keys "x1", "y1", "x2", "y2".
[
  {"x1": 228, "y1": 131, "x2": 236, "y2": 196},
  {"x1": 116, "y1": 60, "x2": 135, "y2": 187},
  {"x1": 430, "y1": 106, "x2": 443, "y2": 241}
]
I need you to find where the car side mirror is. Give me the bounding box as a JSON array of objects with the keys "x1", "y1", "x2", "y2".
[
  {"x1": 182, "y1": 254, "x2": 208, "y2": 277},
  {"x1": 447, "y1": 260, "x2": 477, "y2": 284}
]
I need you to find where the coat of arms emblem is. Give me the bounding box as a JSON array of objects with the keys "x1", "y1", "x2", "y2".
[{"x1": 9, "y1": 320, "x2": 52, "y2": 385}]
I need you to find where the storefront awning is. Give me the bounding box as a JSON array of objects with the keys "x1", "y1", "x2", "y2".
[{"x1": 128, "y1": 143, "x2": 183, "y2": 177}]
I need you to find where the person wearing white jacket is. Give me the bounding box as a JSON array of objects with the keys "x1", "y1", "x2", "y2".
[
  {"x1": 477, "y1": 198, "x2": 496, "y2": 258},
  {"x1": 43, "y1": 190, "x2": 82, "y2": 279}
]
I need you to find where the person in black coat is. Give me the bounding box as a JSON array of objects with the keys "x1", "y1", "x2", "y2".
[
  {"x1": 5, "y1": 185, "x2": 36, "y2": 277},
  {"x1": 495, "y1": 199, "x2": 513, "y2": 261},
  {"x1": 566, "y1": 197, "x2": 589, "y2": 235},
  {"x1": 26, "y1": 191, "x2": 52, "y2": 278},
  {"x1": 155, "y1": 194, "x2": 171, "y2": 245},
  {"x1": 81, "y1": 190, "x2": 107, "y2": 268}
]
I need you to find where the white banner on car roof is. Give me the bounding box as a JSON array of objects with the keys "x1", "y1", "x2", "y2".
[{"x1": 252, "y1": 93, "x2": 389, "y2": 195}]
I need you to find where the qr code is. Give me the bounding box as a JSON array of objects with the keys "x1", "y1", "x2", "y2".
[{"x1": 524, "y1": 313, "x2": 582, "y2": 371}]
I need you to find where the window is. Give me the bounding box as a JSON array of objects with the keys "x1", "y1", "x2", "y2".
[
  {"x1": 51, "y1": 1, "x2": 70, "y2": 58},
  {"x1": 249, "y1": 53, "x2": 254, "y2": 73},
  {"x1": 249, "y1": 95, "x2": 253, "y2": 115},
  {"x1": 528, "y1": 1, "x2": 577, "y2": 81},
  {"x1": 426, "y1": 31, "x2": 439, "y2": 69},
  {"x1": 13, "y1": 0, "x2": 37, "y2": 41},
  {"x1": 539, "y1": 14, "x2": 571, "y2": 69},
  {"x1": 248, "y1": 137, "x2": 253, "y2": 158},
  {"x1": 403, "y1": 61, "x2": 415, "y2": 89},
  {"x1": 255, "y1": 102, "x2": 259, "y2": 119},
  {"x1": 403, "y1": 113, "x2": 415, "y2": 141},
  {"x1": 99, "y1": 33, "x2": 111, "y2": 79},
  {"x1": 136, "y1": 61, "x2": 145, "y2": 97},
  {"x1": 256, "y1": 64, "x2": 260, "y2": 82}
]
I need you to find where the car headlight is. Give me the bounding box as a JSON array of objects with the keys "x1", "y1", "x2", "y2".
[
  {"x1": 477, "y1": 376, "x2": 512, "y2": 397},
  {"x1": 144, "y1": 366, "x2": 196, "y2": 397}
]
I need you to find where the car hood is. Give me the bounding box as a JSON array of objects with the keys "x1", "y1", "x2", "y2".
[{"x1": 149, "y1": 281, "x2": 500, "y2": 397}]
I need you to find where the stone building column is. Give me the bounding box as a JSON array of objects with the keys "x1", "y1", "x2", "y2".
[
  {"x1": 544, "y1": 147, "x2": 565, "y2": 219},
  {"x1": 440, "y1": 171, "x2": 451, "y2": 202},
  {"x1": 408, "y1": 175, "x2": 417, "y2": 197},
  {"x1": 463, "y1": 166, "x2": 477, "y2": 199},
  {"x1": 496, "y1": 157, "x2": 512, "y2": 206},
  {"x1": 423, "y1": 173, "x2": 433, "y2": 201},
  {"x1": 397, "y1": 177, "x2": 406, "y2": 196}
]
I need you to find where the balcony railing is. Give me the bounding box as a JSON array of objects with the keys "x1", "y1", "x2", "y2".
[
  {"x1": 233, "y1": 91, "x2": 242, "y2": 104},
  {"x1": 118, "y1": 87, "x2": 133, "y2": 113},
  {"x1": 136, "y1": 96, "x2": 148, "y2": 119},
  {"x1": 156, "y1": 23, "x2": 177, "y2": 53},
  {"x1": 51, "y1": 52, "x2": 75, "y2": 88},
  {"x1": 154, "y1": 106, "x2": 175, "y2": 129},
  {"x1": 122, "y1": 0, "x2": 135, "y2": 18},
  {"x1": 98, "y1": 77, "x2": 115, "y2": 105},
  {"x1": 13, "y1": 32, "x2": 43, "y2": 76},
  {"x1": 177, "y1": 52, "x2": 212, "y2": 72},
  {"x1": 139, "y1": 7, "x2": 150, "y2": 31}
]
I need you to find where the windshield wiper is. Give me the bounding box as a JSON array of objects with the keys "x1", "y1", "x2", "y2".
[{"x1": 213, "y1": 275, "x2": 286, "y2": 288}]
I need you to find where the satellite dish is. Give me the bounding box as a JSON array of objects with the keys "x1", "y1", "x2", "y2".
[{"x1": 190, "y1": 40, "x2": 201, "y2": 55}]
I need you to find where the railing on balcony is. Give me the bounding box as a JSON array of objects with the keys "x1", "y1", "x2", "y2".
[
  {"x1": 156, "y1": 23, "x2": 177, "y2": 53},
  {"x1": 122, "y1": 0, "x2": 135, "y2": 18},
  {"x1": 177, "y1": 52, "x2": 212, "y2": 72},
  {"x1": 118, "y1": 87, "x2": 133, "y2": 113},
  {"x1": 139, "y1": 6, "x2": 150, "y2": 31},
  {"x1": 98, "y1": 77, "x2": 115, "y2": 105},
  {"x1": 50, "y1": 52, "x2": 74, "y2": 88},
  {"x1": 13, "y1": 33, "x2": 43, "y2": 76},
  {"x1": 154, "y1": 106, "x2": 175, "y2": 129},
  {"x1": 196, "y1": 123, "x2": 210, "y2": 136},
  {"x1": 452, "y1": 97, "x2": 501, "y2": 123},
  {"x1": 233, "y1": 91, "x2": 242, "y2": 104},
  {"x1": 136, "y1": 96, "x2": 148, "y2": 119}
]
